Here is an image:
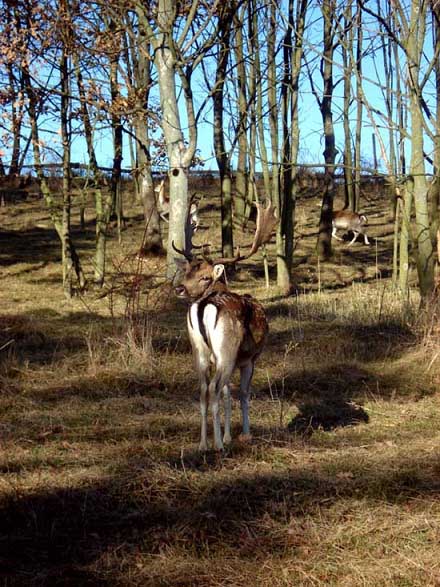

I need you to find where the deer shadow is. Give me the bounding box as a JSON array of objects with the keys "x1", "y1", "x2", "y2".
[{"x1": 287, "y1": 397, "x2": 369, "y2": 435}]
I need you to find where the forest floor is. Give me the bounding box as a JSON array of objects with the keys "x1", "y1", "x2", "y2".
[{"x1": 1, "y1": 179, "x2": 440, "y2": 586}]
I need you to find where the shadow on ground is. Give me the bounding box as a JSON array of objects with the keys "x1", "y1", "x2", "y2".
[
  {"x1": 1, "y1": 446, "x2": 440, "y2": 585},
  {"x1": 0, "y1": 225, "x2": 95, "y2": 268},
  {"x1": 287, "y1": 397, "x2": 369, "y2": 434}
]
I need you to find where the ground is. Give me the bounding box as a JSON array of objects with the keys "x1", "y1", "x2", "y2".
[{"x1": 0, "y1": 179, "x2": 440, "y2": 586}]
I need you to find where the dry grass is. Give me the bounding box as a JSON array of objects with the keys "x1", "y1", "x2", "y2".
[{"x1": 1, "y1": 183, "x2": 440, "y2": 586}]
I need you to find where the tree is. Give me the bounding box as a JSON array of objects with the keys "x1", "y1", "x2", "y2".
[
  {"x1": 212, "y1": 3, "x2": 235, "y2": 258},
  {"x1": 19, "y1": 0, "x2": 85, "y2": 295},
  {"x1": 131, "y1": 0, "x2": 219, "y2": 276},
  {"x1": 316, "y1": 0, "x2": 338, "y2": 261},
  {"x1": 362, "y1": 0, "x2": 436, "y2": 299},
  {"x1": 128, "y1": 11, "x2": 163, "y2": 255},
  {"x1": 405, "y1": 0, "x2": 435, "y2": 299},
  {"x1": 278, "y1": 0, "x2": 308, "y2": 289}
]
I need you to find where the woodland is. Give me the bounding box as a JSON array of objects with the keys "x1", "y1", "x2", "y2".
[{"x1": 1, "y1": 1, "x2": 440, "y2": 586}]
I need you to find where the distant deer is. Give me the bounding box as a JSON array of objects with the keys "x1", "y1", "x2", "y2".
[
  {"x1": 155, "y1": 177, "x2": 169, "y2": 222},
  {"x1": 332, "y1": 210, "x2": 370, "y2": 246},
  {"x1": 174, "y1": 200, "x2": 278, "y2": 451},
  {"x1": 155, "y1": 176, "x2": 199, "y2": 231}
]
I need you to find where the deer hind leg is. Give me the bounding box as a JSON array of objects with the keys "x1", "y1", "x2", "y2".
[
  {"x1": 208, "y1": 325, "x2": 239, "y2": 449},
  {"x1": 348, "y1": 231, "x2": 359, "y2": 246},
  {"x1": 222, "y1": 385, "x2": 232, "y2": 445},
  {"x1": 198, "y1": 362, "x2": 210, "y2": 452},
  {"x1": 239, "y1": 362, "x2": 254, "y2": 438},
  {"x1": 199, "y1": 375, "x2": 208, "y2": 452},
  {"x1": 208, "y1": 375, "x2": 223, "y2": 451},
  {"x1": 208, "y1": 362, "x2": 235, "y2": 451}
]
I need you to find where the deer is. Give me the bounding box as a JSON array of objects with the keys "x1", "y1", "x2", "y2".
[
  {"x1": 173, "y1": 200, "x2": 278, "y2": 451},
  {"x1": 155, "y1": 176, "x2": 199, "y2": 231},
  {"x1": 155, "y1": 177, "x2": 169, "y2": 222},
  {"x1": 332, "y1": 210, "x2": 370, "y2": 246}
]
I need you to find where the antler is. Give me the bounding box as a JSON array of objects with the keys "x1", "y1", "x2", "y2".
[
  {"x1": 213, "y1": 199, "x2": 278, "y2": 265},
  {"x1": 172, "y1": 197, "x2": 202, "y2": 261},
  {"x1": 172, "y1": 240, "x2": 193, "y2": 261}
]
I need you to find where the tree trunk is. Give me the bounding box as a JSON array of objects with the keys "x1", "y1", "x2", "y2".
[
  {"x1": 317, "y1": 0, "x2": 337, "y2": 261},
  {"x1": 233, "y1": 6, "x2": 249, "y2": 225},
  {"x1": 133, "y1": 10, "x2": 163, "y2": 255},
  {"x1": 5, "y1": 4, "x2": 24, "y2": 176},
  {"x1": 354, "y1": 2, "x2": 363, "y2": 212},
  {"x1": 213, "y1": 4, "x2": 234, "y2": 258},
  {"x1": 109, "y1": 20, "x2": 123, "y2": 238},
  {"x1": 399, "y1": 183, "x2": 412, "y2": 294},
  {"x1": 134, "y1": 0, "x2": 199, "y2": 275},
  {"x1": 342, "y1": 2, "x2": 354, "y2": 211},
  {"x1": 380, "y1": 2, "x2": 398, "y2": 219},
  {"x1": 286, "y1": 0, "x2": 307, "y2": 274},
  {"x1": 60, "y1": 37, "x2": 73, "y2": 298},
  {"x1": 430, "y1": 5, "x2": 440, "y2": 277},
  {"x1": 406, "y1": 0, "x2": 434, "y2": 300},
  {"x1": 153, "y1": 1, "x2": 196, "y2": 275},
  {"x1": 23, "y1": 51, "x2": 85, "y2": 291},
  {"x1": 278, "y1": 0, "x2": 293, "y2": 290},
  {"x1": 72, "y1": 50, "x2": 110, "y2": 285}
]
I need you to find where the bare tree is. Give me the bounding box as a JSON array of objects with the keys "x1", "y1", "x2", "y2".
[
  {"x1": 20, "y1": 0, "x2": 85, "y2": 294},
  {"x1": 131, "y1": 0, "x2": 219, "y2": 276},
  {"x1": 316, "y1": 0, "x2": 338, "y2": 261},
  {"x1": 363, "y1": 0, "x2": 436, "y2": 299},
  {"x1": 341, "y1": 1, "x2": 355, "y2": 211},
  {"x1": 129, "y1": 11, "x2": 163, "y2": 255},
  {"x1": 232, "y1": 2, "x2": 251, "y2": 226},
  {"x1": 212, "y1": 3, "x2": 236, "y2": 258},
  {"x1": 429, "y1": 3, "x2": 440, "y2": 277},
  {"x1": 405, "y1": 0, "x2": 435, "y2": 299}
]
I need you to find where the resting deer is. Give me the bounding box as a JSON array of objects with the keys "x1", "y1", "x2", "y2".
[
  {"x1": 332, "y1": 210, "x2": 370, "y2": 246},
  {"x1": 174, "y1": 200, "x2": 278, "y2": 451}
]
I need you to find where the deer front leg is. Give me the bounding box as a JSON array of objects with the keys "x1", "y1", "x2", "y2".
[
  {"x1": 363, "y1": 232, "x2": 370, "y2": 245},
  {"x1": 332, "y1": 227, "x2": 343, "y2": 241}
]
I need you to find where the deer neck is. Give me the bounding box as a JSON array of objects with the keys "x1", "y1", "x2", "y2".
[{"x1": 193, "y1": 280, "x2": 228, "y2": 305}]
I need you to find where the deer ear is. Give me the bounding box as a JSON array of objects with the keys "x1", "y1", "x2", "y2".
[{"x1": 212, "y1": 264, "x2": 225, "y2": 282}]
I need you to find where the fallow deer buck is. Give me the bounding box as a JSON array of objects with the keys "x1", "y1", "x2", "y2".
[
  {"x1": 332, "y1": 210, "x2": 370, "y2": 246},
  {"x1": 174, "y1": 200, "x2": 278, "y2": 451}
]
